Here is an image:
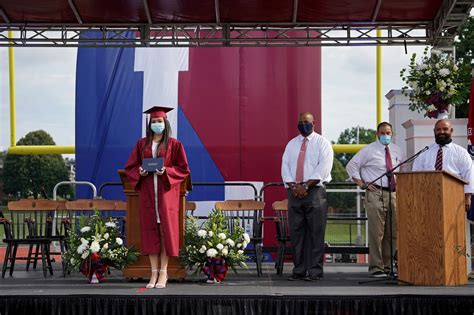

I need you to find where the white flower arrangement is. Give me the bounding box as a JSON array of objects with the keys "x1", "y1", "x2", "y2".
[
  {"x1": 180, "y1": 209, "x2": 250, "y2": 273},
  {"x1": 63, "y1": 210, "x2": 138, "y2": 273},
  {"x1": 400, "y1": 47, "x2": 465, "y2": 118}
]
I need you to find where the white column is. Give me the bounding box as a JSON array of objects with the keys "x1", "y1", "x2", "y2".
[{"x1": 386, "y1": 89, "x2": 425, "y2": 158}]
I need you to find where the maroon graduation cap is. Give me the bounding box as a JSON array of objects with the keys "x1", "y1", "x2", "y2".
[{"x1": 143, "y1": 106, "x2": 174, "y2": 119}]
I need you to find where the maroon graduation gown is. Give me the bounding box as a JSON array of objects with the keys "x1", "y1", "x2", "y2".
[{"x1": 124, "y1": 137, "x2": 190, "y2": 256}]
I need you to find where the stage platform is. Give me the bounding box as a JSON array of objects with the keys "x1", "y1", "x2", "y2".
[{"x1": 1, "y1": 262, "x2": 474, "y2": 314}]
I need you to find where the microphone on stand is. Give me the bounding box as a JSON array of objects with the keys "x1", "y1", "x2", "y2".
[
  {"x1": 360, "y1": 146, "x2": 430, "y2": 191},
  {"x1": 407, "y1": 146, "x2": 429, "y2": 163},
  {"x1": 419, "y1": 146, "x2": 429, "y2": 154}
]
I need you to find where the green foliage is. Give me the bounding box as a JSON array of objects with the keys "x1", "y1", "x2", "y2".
[
  {"x1": 328, "y1": 158, "x2": 356, "y2": 213},
  {"x1": 328, "y1": 127, "x2": 374, "y2": 213},
  {"x1": 331, "y1": 158, "x2": 348, "y2": 182},
  {"x1": 334, "y1": 127, "x2": 376, "y2": 166},
  {"x1": 63, "y1": 210, "x2": 139, "y2": 272},
  {"x1": 454, "y1": 17, "x2": 474, "y2": 118},
  {"x1": 180, "y1": 209, "x2": 250, "y2": 274},
  {"x1": 2, "y1": 130, "x2": 72, "y2": 199}
]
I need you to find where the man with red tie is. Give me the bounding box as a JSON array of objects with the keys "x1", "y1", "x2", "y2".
[
  {"x1": 412, "y1": 119, "x2": 473, "y2": 211},
  {"x1": 281, "y1": 112, "x2": 334, "y2": 281},
  {"x1": 346, "y1": 122, "x2": 404, "y2": 278}
]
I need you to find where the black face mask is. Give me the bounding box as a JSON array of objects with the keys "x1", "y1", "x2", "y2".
[
  {"x1": 298, "y1": 122, "x2": 313, "y2": 137},
  {"x1": 435, "y1": 134, "x2": 452, "y2": 146}
]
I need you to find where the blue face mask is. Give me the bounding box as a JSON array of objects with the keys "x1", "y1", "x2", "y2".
[
  {"x1": 151, "y1": 122, "x2": 165, "y2": 134},
  {"x1": 379, "y1": 135, "x2": 391, "y2": 145}
]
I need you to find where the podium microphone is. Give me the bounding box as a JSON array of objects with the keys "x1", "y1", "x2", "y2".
[{"x1": 418, "y1": 146, "x2": 429, "y2": 154}]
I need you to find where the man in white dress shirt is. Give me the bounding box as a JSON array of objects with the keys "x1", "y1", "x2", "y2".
[
  {"x1": 412, "y1": 119, "x2": 473, "y2": 210},
  {"x1": 346, "y1": 122, "x2": 404, "y2": 278},
  {"x1": 281, "y1": 112, "x2": 334, "y2": 281}
]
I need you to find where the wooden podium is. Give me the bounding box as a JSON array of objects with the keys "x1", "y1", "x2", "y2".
[
  {"x1": 396, "y1": 171, "x2": 468, "y2": 286},
  {"x1": 118, "y1": 169, "x2": 189, "y2": 280}
]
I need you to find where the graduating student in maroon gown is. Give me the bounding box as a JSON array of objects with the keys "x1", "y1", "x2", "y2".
[{"x1": 125, "y1": 106, "x2": 190, "y2": 289}]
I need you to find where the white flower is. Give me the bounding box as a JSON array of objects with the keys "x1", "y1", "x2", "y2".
[
  {"x1": 208, "y1": 231, "x2": 214, "y2": 237},
  {"x1": 453, "y1": 64, "x2": 459, "y2": 71},
  {"x1": 116, "y1": 237, "x2": 123, "y2": 245},
  {"x1": 243, "y1": 233, "x2": 250, "y2": 243},
  {"x1": 70, "y1": 258, "x2": 75, "y2": 264},
  {"x1": 427, "y1": 105, "x2": 437, "y2": 112},
  {"x1": 408, "y1": 81, "x2": 418, "y2": 89},
  {"x1": 103, "y1": 243, "x2": 109, "y2": 250},
  {"x1": 226, "y1": 239, "x2": 235, "y2": 247},
  {"x1": 238, "y1": 250, "x2": 244, "y2": 254},
  {"x1": 81, "y1": 251, "x2": 89, "y2": 259},
  {"x1": 80, "y1": 226, "x2": 91, "y2": 233},
  {"x1": 425, "y1": 91, "x2": 431, "y2": 95},
  {"x1": 80, "y1": 238, "x2": 89, "y2": 245},
  {"x1": 216, "y1": 243, "x2": 224, "y2": 250},
  {"x1": 222, "y1": 248, "x2": 228, "y2": 256},
  {"x1": 105, "y1": 222, "x2": 116, "y2": 228},
  {"x1": 242, "y1": 242, "x2": 248, "y2": 248},
  {"x1": 199, "y1": 246, "x2": 207, "y2": 254},
  {"x1": 104, "y1": 233, "x2": 109, "y2": 240},
  {"x1": 90, "y1": 241, "x2": 100, "y2": 253},
  {"x1": 218, "y1": 233, "x2": 226, "y2": 240},
  {"x1": 417, "y1": 63, "x2": 427, "y2": 70},
  {"x1": 237, "y1": 243, "x2": 242, "y2": 248},
  {"x1": 206, "y1": 248, "x2": 218, "y2": 258},
  {"x1": 439, "y1": 68, "x2": 450, "y2": 77},
  {"x1": 197, "y1": 230, "x2": 207, "y2": 238},
  {"x1": 424, "y1": 70, "x2": 431, "y2": 75},
  {"x1": 431, "y1": 49, "x2": 442, "y2": 56},
  {"x1": 77, "y1": 244, "x2": 88, "y2": 254}
]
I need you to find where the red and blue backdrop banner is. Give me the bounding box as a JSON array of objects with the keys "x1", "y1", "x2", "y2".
[
  {"x1": 75, "y1": 33, "x2": 322, "y2": 251},
  {"x1": 75, "y1": 34, "x2": 322, "y2": 202}
]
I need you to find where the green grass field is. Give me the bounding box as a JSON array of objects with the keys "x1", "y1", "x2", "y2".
[{"x1": 325, "y1": 221, "x2": 367, "y2": 245}]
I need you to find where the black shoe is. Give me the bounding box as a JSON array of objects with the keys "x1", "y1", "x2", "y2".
[
  {"x1": 385, "y1": 269, "x2": 398, "y2": 277},
  {"x1": 287, "y1": 274, "x2": 306, "y2": 281},
  {"x1": 304, "y1": 275, "x2": 322, "y2": 282},
  {"x1": 370, "y1": 271, "x2": 388, "y2": 278}
]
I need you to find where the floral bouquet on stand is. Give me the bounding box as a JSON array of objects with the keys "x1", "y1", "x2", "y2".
[
  {"x1": 400, "y1": 47, "x2": 465, "y2": 118},
  {"x1": 63, "y1": 211, "x2": 139, "y2": 283},
  {"x1": 180, "y1": 209, "x2": 250, "y2": 283}
]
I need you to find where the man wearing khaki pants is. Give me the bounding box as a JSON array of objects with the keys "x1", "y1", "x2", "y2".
[{"x1": 346, "y1": 122, "x2": 404, "y2": 278}]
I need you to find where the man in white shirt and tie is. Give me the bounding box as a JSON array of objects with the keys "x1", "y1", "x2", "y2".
[
  {"x1": 412, "y1": 119, "x2": 473, "y2": 210},
  {"x1": 346, "y1": 122, "x2": 404, "y2": 278},
  {"x1": 281, "y1": 112, "x2": 334, "y2": 281}
]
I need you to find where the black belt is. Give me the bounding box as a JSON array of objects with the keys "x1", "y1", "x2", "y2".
[{"x1": 372, "y1": 184, "x2": 393, "y2": 192}]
